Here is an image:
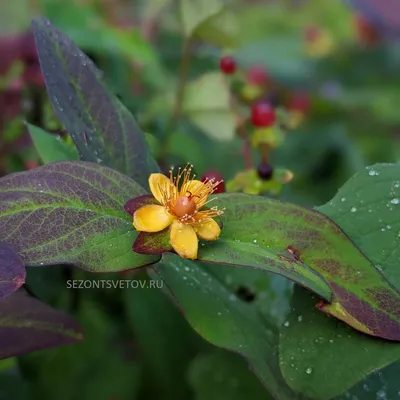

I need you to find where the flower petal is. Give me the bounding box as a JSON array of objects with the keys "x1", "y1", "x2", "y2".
[
  {"x1": 170, "y1": 220, "x2": 198, "y2": 259},
  {"x1": 185, "y1": 180, "x2": 209, "y2": 208},
  {"x1": 133, "y1": 205, "x2": 174, "y2": 232},
  {"x1": 194, "y1": 218, "x2": 221, "y2": 241},
  {"x1": 149, "y1": 173, "x2": 175, "y2": 204}
]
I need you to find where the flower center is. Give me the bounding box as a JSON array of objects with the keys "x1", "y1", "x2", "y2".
[{"x1": 174, "y1": 196, "x2": 197, "y2": 218}]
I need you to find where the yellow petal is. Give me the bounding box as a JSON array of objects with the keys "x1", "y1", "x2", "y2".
[
  {"x1": 170, "y1": 220, "x2": 198, "y2": 259},
  {"x1": 149, "y1": 173, "x2": 175, "y2": 204},
  {"x1": 184, "y1": 180, "x2": 209, "y2": 208},
  {"x1": 133, "y1": 205, "x2": 174, "y2": 232},
  {"x1": 195, "y1": 218, "x2": 221, "y2": 241}
]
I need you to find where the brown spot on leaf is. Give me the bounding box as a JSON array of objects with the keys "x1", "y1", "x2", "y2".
[{"x1": 286, "y1": 245, "x2": 301, "y2": 261}]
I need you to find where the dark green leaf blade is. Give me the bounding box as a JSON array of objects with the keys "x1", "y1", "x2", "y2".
[
  {"x1": 0, "y1": 291, "x2": 83, "y2": 360},
  {"x1": 197, "y1": 193, "x2": 400, "y2": 341},
  {"x1": 0, "y1": 242, "x2": 25, "y2": 301},
  {"x1": 318, "y1": 163, "x2": 400, "y2": 289},
  {"x1": 151, "y1": 253, "x2": 301, "y2": 400},
  {"x1": 317, "y1": 163, "x2": 400, "y2": 340},
  {"x1": 27, "y1": 123, "x2": 78, "y2": 163},
  {"x1": 188, "y1": 351, "x2": 273, "y2": 400},
  {"x1": 0, "y1": 161, "x2": 158, "y2": 271},
  {"x1": 278, "y1": 286, "x2": 400, "y2": 400},
  {"x1": 31, "y1": 17, "x2": 159, "y2": 188}
]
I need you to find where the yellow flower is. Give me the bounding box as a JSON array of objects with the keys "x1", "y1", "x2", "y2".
[{"x1": 132, "y1": 165, "x2": 224, "y2": 259}]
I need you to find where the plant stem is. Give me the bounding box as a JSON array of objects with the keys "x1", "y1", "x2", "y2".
[
  {"x1": 160, "y1": 37, "x2": 192, "y2": 161},
  {"x1": 260, "y1": 143, "x2": 271, "y2": 164}
]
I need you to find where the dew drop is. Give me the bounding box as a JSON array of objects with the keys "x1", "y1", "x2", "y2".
[
  {"x1": 253, "y1": 239, "x2": 257, "y2": 243},
  {"x1": 297, "y1": 315, "x2": 303, "y2": 322},
  {"x1": 305, "y1": 367, "x2": 312, "y2": 374},
  {"x1": 217, "y1": 312, "x2": 222, "y2": 316},
  {"x1": 283, "y1": 321, "x2": 290, "y2": 327},
  {"x1": 350, "y1": 207, "x2": 357, "y2": 212},
  {"x1": 368, "y1": 170, "x2": 379, "y2": 176},
  {"x1": 184, "y1": 266, "x2": 190, "y2": 272},
  {"x1": 391, "y1": 198, "x2": 400, "y2": 205},
  {"x1": 182, "y1": 276, "x2": 187, "y2": 280},
  {"x1": 329, "y1": 339, "x2": 334, "y2": 343},
  {"x1": 341, "y1": 197, "x2": 346, "y2": 202},
  {"x1": 376, "y1": 389, "x2": 387, "y2": 400}
]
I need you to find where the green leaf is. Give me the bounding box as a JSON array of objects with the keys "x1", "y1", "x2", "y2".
[
  {"x1": 188, "y1": 351, "x2": 273, "y2": 400},
  {"x1": 197, "y1": 193, "x2": 400, "y2": 340},
  {"x1": 318, "y1": 163, "x2": 400, "y2": 290},
  {"x1": 179, "y1": 0, "x2": 225, "y2": 38},
  {"x1": 27, "y1": 123, "x2": 78, "y2": 163},
  {"x1": 278, "y1": 287, "x2": 400, "y2": 400},
  {"x1": 0, "y1": 161, "x2": 158, "y2": 272},
  {"x1": 124, "y1": 273, "x2": 204, "y2": 399},
  {"x1": 183, "y1": 72, "x2": 236, "y2": 141},
  {"x1": 151, "y1": 253, "x2": 300, "y2": 400},
  {"x1": 31, "y1": 18, "x2": 160, "y2": 189},
  {"x1": 194, "y1": 6, "x2": 239, "y2": 47}
]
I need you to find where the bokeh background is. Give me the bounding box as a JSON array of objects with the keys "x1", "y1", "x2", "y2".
[{"x1": 0, "y1": 0, "x2": 399, "y2": 399}]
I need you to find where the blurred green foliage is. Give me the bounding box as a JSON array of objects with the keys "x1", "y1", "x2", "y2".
[{"x1": 0, "y1": 0, "x2": 399, "y2": 399}]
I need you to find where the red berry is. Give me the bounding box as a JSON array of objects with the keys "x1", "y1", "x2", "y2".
[
  {"x1": 24, "y1": 160, "x2": 39, "y2": 170},
  {"x1": 246, "y1": 65, "x2": 269, "y2": 86},
  {"x1": 289, "y1": 92, "x2": 311, "y2": 113},
  {"x1": 200, "y1": 170, "x2": 225, "y2": 194},
  {"x1": 257, "y1": 162, "x2": 274, "y2": 181},
  {"x1": 251, "y1": 102, "x2": 276, "y2": 128},
  {"x1": 304, "y1": 25, "x2": 321, "y2": 43},
  {"x1": 219, "y1": 55, "x2": 236, "y2": 75}
]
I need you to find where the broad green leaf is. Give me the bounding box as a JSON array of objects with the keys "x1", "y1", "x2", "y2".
[
  {"x1": 0, "y1": 161, "x2": 158, "y2": 272},
  {"x1": 27, "y1": 123, "x2": 78, "y2": 163},
  {"x1": 336, "y1": 362, "x2": 400, "y2": 400},
  {"x1": 124, "y1": 273, "x2": 205, "y2": 399},
  {"x1": 318, "y1": 163, "x2": 400, "y2": 290},
  {"x1": 188, "y1": 351, "x2": 272, "y2": 400},
  {"x1": 198, "y1": 193, "x2": 400, "y2": 340},
  {"x1": 279, "y1": 287, "x2": 400, "y2": 400},
  {"x1": 0, "y1": 291, "x2": 83, "y2": 359},
  {"x1": 0, "y1": 242, "x2": 25, "y2": 301},
  {"x1": 31, "y1": 18, "x2": 160, "y2": 189},
  {"x1": 179, "y1": 0, "x2": 224, "y2": 37},
  {"x1": 151, "y1": 253, "x2": 300, "y2": 400},
  {"x1": 194, "y1": 7, "x2": 239, "y2": 47},
  {"x1": 183, "y1": 72, "x2": 236, "y2": 141}
]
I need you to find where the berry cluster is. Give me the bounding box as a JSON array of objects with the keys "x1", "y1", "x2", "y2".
[{"x1": 218, "y1": 55, "x2": 303, "y2": 194}]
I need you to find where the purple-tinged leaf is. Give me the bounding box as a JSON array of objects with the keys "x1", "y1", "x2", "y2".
[
  {"x1": 199, "y1": 193, "x2": 400, "y2": 341},
  {"x1": 133, "y1": 229, "x2": 173, "y2": 255},
  {"x1": 31, "y1": 18, "x2": 160, "y2": 189},
  {"x1": 0, "y1": 291, "x2": 83, "y2": 359},
  {"x1": 0, "y1": 161, "x2": 159, "y2": 272},
  {"x1": 124, "y1": 194, "x2": 158, "y2": 216},
  {"x1": 0, "y1": 242, "x2": 25, "y2": 301}
]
